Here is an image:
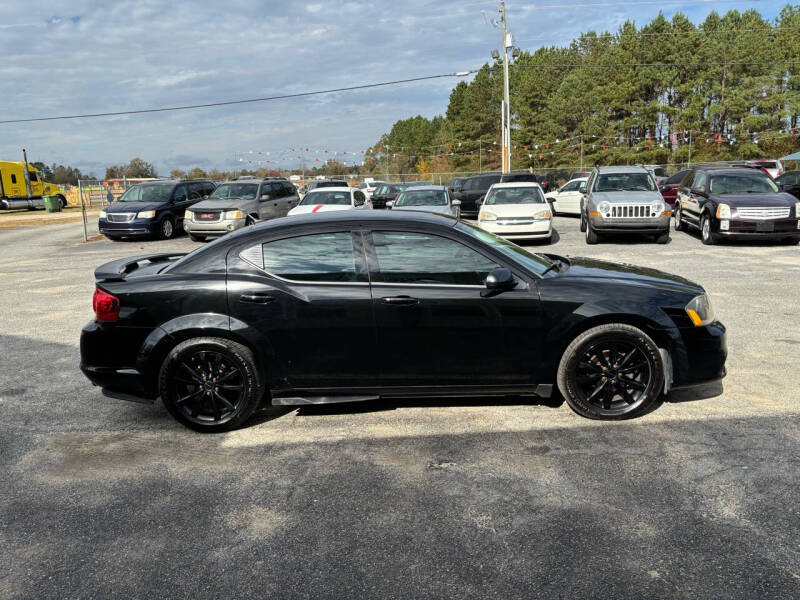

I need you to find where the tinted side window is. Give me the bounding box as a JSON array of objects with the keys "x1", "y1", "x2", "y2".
[
  {"x1": 11, "y1": 174, "x2": 17, "y2": 184},
  {"x1": 188, "y1": 183, "x2": 204, "y2": 200},
  {"x1": 693, "y1": 172, "x2": 708, "y2": 192},
  {"x1": 480, "y1": 175, "x2": 502, "y2": 189},
  {"x1": 173, "y1": 185, "x2": 188, "y2": 202},
  {"x1": 283, "y1": 182, "x2": 296, "y2": 196},
  {"x1": 260, "y1": 232, "x2": 358, "y2": 282},
  {"x1": 270, "y1": 182, "x2": 285, "y2": 197},
  {"x1": 680, "y1": 171, "x2": 696, "y2": 188},
  {"x1": 664, "y1": 170, "x2": 687, "y2": 185},
  {"x1": 29, "y1": 171, "x2": 39, "y2": 182},
  {"x1": 354, "y1": 191, "x2": 366, "y2": 205},
  {"x1": 372, "y1": 231, "x2": 499, "y2": 286},
  {"x1": 203, "y1": 182, "x2": 216, "y2": 196}
]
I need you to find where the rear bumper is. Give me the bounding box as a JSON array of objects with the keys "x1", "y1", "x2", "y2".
[{"x1": 479, "y1": 219, "x2": 552, "y2": 239}]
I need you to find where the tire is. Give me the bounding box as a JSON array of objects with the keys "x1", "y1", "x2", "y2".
[
  {"x1": 159, "y1": 337, "x2": 264, "y2": 433},
  {"x1": 189, "y1": 234, "x2": 205, "y2": 242},
  {"x1": 105, "y1": 235, "x2": 123, "y2": 241},
  {"x1": 246, "y1": 214, "x2": 258, "y2": 226},
  {"x1": 674, "y1": 203, "x2": 686, "y2": 231},
  {"x1": 58, "y1": 195, "x2": 67, "y2": 209},
  {"x1": 585, "y1": 221, "x2": 600, "y2": 244},
  {"x1": 557, "y1": 323, "x2": 664, "y2": 420},
  {"x1": 700, "y1": 213, "x2": 716, "y2": 245},
  {"x1": 579, "y1": 212, "x2": 587, "y2": 232},
  {"x1": 655, "y1": 230, "x2": 670, "y2": 244},
  {"x1": 159, "y1": 216, "x2": 176, "y2": 240}
]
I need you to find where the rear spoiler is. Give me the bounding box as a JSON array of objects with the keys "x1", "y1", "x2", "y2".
[{"x1": 94, "y1": 253, "x2": 187, "y2": 282}]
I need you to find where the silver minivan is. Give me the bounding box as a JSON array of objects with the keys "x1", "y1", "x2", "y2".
[{"x1": 184, "y1": 179, "x2": 299, "y2": 241}]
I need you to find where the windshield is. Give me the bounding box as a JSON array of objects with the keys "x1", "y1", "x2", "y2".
[
  {"x1": 395, "y1": 189, "x2": 448, "y2": 206},
  {"x1": 209, "y1": 183, "x2": 259, "y2": 200},
  {"x1": 595, "y1": 172, "x2": 657, "y2": 192},
  {"x1": 455, "y1": 221, "x2": 552, "y2": 276},
  {"x1": 299, "y1": 190, "x2": 351, "y2": 205},
  {"x1": 484, "y1": 186, "x2": 545, "y2": 205},
  {"x1": 117, "y1": 184, "x2": 173, "y2": 203},
  {"x1": 709, "y1": 174, "x2": 779, "y2": 194}
]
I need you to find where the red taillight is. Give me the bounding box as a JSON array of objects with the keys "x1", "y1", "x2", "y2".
[{"x1": 93, "y1": 287, "x2": 120, "y2": 322}]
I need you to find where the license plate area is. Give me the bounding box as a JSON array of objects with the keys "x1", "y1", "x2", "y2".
[{"x1": 756, "y1": 221, "x2": 774, "y2": 232}]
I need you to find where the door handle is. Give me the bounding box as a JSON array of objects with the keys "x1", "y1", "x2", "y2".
[
  {"x1": 382, "y1": 295, "x2": 419, "y2": 306},
  {"x1": 239, "y1": 293, "x2": 275, "y2": 304}
]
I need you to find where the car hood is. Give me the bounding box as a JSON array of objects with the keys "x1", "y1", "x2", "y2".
[
  {"x1": 106, "y1": 201, "x2": 163, "y2": 213},
  {"x1": 288, "y1": 204, "x2": 353, "y2": 215},
  {"x1": 556, "y1": 255, "x2": 704, "y2": 295},
  {"x1": 482, "y1": 204, "x2": 550, "y2": 217},
  {"x1": 590, "y1": 191, "x2": 663, "y2": 203},
  {"x1": 188, "y1": 199, "x2": 256, "y2": 211},
  {"x1": 708, "y1": 192, "x2": 796, "y2": 207}
]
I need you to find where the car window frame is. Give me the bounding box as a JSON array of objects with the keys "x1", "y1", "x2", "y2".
[
  {"x1": 171, "y1": 184, "x2": 188, "y2": 203},
  {"x1": 236, "y1": 228, "x2": 369, "y2": 285},
  {"x1": 364, "y1": 228, "x2": 510, "y2": 289}
]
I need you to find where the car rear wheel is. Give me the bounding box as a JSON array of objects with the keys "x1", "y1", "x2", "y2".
[
  {"x1": 159, "y1": 337, "x2": 263, "y2": 433},
  {"x1": 159, "y1": 216, "x2": 175, "y2": 240},
  {"x1": 585, "y1": 221, "x2": 600, "y2": 244},
  {"x1": 557, "y1": 324, "x2": 664, "y2": 420},
  {"x1": 700, "y1": 214, "x2": 716, "y2": 245}
]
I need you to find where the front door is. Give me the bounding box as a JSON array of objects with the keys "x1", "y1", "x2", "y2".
[
  {"x1": 227, "y1": 229, "x2": 375, "y2": 390},
  {"x1": 365, "y1": 229, "x2": 542, "y2": 388}
]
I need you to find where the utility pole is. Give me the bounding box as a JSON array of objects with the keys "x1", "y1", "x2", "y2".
[
  {"x1": 580, "y1": 134, "x2": 584, "y2": 171},
  {"x1": 500, "y1": 0, "x2": 511, "y2": 173},
  {"x1": 687, "y1": 130, "x2": 693, "y2": 167},
  {"x1": 479, "y1": 139, "x2": 483, "y2": 173}
]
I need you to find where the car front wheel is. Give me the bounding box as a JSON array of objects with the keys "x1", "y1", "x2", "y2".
[
  {"x1": 674, "y1": 203, "x2": 686, "y2": 231},
  {"x1": 700, "y1": 214, "x2": 716, "y2": 245},
  {"x1": 159, "y1": 216, "x2": 175, "y2": 239},
  {"x1": 579, "y1": 212, "x2": 587, "y2": 232},
  {"x1": 159, "y1": 337, "x2": 264, "y2": 432},
  {"x1": 557, "y1": 323, "x2": 664, "y2": 420},
  {"x1": 585, "y1": 221, "x2": 600, "y2": 244}
]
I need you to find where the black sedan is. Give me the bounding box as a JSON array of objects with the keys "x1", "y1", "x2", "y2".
[{"x1": 81, "y1": 211, "x2": 727, "y2": 432}]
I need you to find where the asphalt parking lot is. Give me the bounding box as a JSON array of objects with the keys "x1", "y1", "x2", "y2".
[{"x1": 2, "y1": 215, "x2": 799, "y2": 598}]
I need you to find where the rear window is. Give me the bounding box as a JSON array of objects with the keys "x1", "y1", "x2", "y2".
[
  {"x1": 484, "y1": 186, "x2": 545, "y2": 205},
  {"x1": 395, "y1": 189, "x2": 448, "y2": 207},
  {"x1": 317, "y1": 181, "x2": 347, "y2": 189}
]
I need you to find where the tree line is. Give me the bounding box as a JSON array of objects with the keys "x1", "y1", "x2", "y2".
[{"x1": 363, "y1": 6, "x2": 800, "y2": 175}]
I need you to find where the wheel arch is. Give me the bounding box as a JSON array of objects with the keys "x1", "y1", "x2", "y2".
[
  {"x1": 538, "y1": 311, "x2": 680, "y2": 384},
  {"x1": 136, "y1": 313, "x2": 280, "y2": 397}
]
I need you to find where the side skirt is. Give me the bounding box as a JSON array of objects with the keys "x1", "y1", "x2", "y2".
[{"x1": 272, "y1": 384, "x2": 553, "y2": 406}]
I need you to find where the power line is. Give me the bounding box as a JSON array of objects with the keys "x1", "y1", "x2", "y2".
[{"x1": 0, "y1": 71, "x2": 477, "y2": 125}]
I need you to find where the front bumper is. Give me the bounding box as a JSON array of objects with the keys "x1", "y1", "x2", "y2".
[
  {"x1": 672, "y1": 321, "x2": 728, "y2": 386},
  {"x1": 716, "y1": 218, "x2": 800, "y2": 240},
  {"x1": 99, "y1": 217, "x2": 158, "y2": 237},
  {"x1": 479, "y1": 219, "x2": 552, "y2": 239},
  {"x1": 184, "y1": 216, "x2": 246, "y2": 236},
  {"x1": 590, "y1": 214, "x2": 671, "y2": 233}
]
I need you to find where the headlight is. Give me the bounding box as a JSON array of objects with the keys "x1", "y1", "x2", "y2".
[
  {"x1": 598, "y1": 201, "x2": 610, "y2": 214},
  {"x1": 479, "y1": 211, "x2": 497, "y2": 221},
  {"x1": 716, "y1": 203, "x2": 731, "y2": 219},
  {"x1": 224, "y1": 210, "x2": 244, "y2": 220},
  {"x1": 99, "y1": 210, "x2": 107, "y2": 219},
  {"x1": 137, "y1": 210, "x2": 155, "y2": 219},
  {"x1": 535, "y1": 210, "x2": 551, "y2": 219},
  {"x1": 795, "y1": 201, "x2": 800, "y2": 217},
  {"x1": 184, "y1": 210, "x2": 191, "y2": 220},
  {"x1": 650, "y1": 200, "x2": 664, "y2": 214},
  {"x1": 685, "y1": 294, "x2": 715, "y2": 327}
]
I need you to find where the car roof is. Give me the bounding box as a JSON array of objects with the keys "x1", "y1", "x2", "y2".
[
  {"x1": 251, "y1": 207, "x2": 456, "y2": 232},
  {"x1": 400, "y1": 185, "x2": 447, "y2": 191},
  {"x1": 488, "y1": 182, "x2": 543, "y2": 189},
  {"x1": 698, "y1": 167, "x2": 771, "y2": 176},
  {"x1": 594, "y1": 166, "x2": 650, "y2": 174}
]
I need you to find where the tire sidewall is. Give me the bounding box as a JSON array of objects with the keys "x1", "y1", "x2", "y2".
[
  {"x1": 159, "y1": 338, "x2": 261, "y2": 432},
  {"x1": 558, "y1": 325, "x2": 664, "y2": 420},
  {"x1": 160, "y1": 217, "x2": 175, "y2": 239}
]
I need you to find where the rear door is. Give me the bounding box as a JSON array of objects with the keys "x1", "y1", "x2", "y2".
[
  {"x1": 281, "y1": 182, "x2": 300, "y2": 214},
  {"x1": 170, "y1": 184, "x2": 190, "y2": 223},
  {"x1": 227, "y1": 228, "x2": 376, "y2": 390},
  {"x1": 365, "y1": 228, "x2": 543, "y2": 387}
]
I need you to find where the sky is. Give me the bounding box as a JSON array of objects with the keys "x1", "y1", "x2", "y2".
[{"x1": 0, "y1": 0, "x2": 788, "y2": 176}]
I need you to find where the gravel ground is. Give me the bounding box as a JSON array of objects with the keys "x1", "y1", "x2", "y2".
[{"x1": 1, "y1": 216, "x2": 799, "y2": 599}]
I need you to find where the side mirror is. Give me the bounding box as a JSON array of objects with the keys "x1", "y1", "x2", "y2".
[
  {"x1": 482, "y1": 268, "x2": 517, "y2": 298},
  {"x1": 691, "y1": 188, "x2": 708, "y2": 198},
  {"x1": 452, "y1": 199, "x2": 461, "y2": 207}
]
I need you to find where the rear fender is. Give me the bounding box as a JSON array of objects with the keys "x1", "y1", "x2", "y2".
[{"x1": 136, "y1": 313, "x2": 282, "y2": 395}]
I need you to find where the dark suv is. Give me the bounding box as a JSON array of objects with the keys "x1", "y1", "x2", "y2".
[
  {"x1": 674, "y1": 167, "x2": 800, "y2": 245},
  {"x1": 99, "y1": 179, "x2": 216, "y2": 240}
]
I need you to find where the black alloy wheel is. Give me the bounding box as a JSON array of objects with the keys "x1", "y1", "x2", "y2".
[
  {"x1": 558, "y1": 324, "x2": 664, "y2": 420},
  {"x1": 160, "y1": 338, "x2": 262, "y2": 432}
]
